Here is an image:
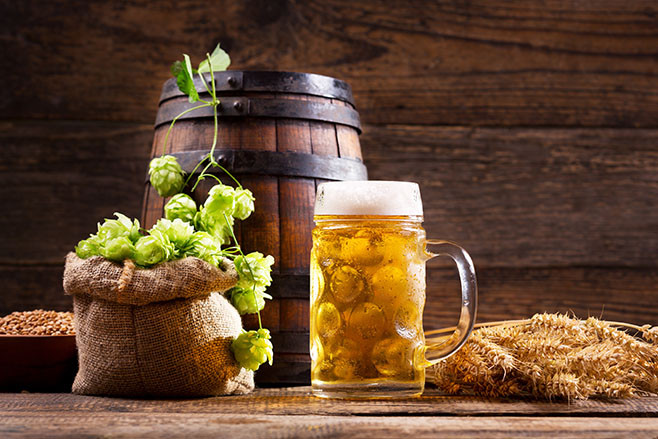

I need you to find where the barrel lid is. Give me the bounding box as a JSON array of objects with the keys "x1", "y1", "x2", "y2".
[{"x1": 160, "y1": 70, "x2": 355, "y2": 106}]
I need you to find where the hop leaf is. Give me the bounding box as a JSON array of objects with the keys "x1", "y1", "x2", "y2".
[
  {"x1": 133, "y1": 235, "x2": 166, "y2": 267},
  {"x1": 184, "y1": 231, "x2": 222, "y2": 267},
  {"x1": 150, "y1": 218, "x2": 194, "y2": 250},
  {"x1": 229, "y1": 287, "x2": 271, "y2": 315},
  {"x1": 233, "y1": 188, "x2": 255, "y2": 220},
  {"x1": 234, "y1": 252, "x2": 275, "y2": 293},
  {"x1": 197, "y1": 43, "x2": 231, "y2": 73},
  {"x1": 231, "y1": 328, "x2": 274, "y2": 371},
  {"x1": 149, "y1": 155, "x2": 185, "y2": 198},
  {"x1": 165, "y1": 194, "x2": 197, "y2": 223},
  {"x1": 172, "y1": 44, "x2": 230, "y2": 103},
  {"x1": 99, "y1": 236, "x2": 135, "y2": 263},
  {"x1": 75, "y1": 237, "x2": 100, "y2": 259},
  {"x1": 97, "y1": 212, "x2": 141, "y2": 243},
  {"x1": 171, "y1": 55, "x2": 200, "y2": 103}
]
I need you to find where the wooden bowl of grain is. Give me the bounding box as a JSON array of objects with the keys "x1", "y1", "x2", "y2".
[{"x1": 0, "y1": 310, "x2": 77, "y2": 392}]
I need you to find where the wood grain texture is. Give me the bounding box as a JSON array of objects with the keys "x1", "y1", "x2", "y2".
[
  {"x1": 141, "y1": 127, "x2": 167, "y2": 229},
  {"x1": 3, "y1": 265, "x2": 655, "y2": 325},
  {"x1": 1, "y1": 391, "x2": 658, "y2": 439},
  {"x1": 2, "y1": 388, "x2": 657, "y2": 416},
  {"x1": 1, "y1": 0, "x2": 656, "y2": 127},
  {"x1": 362, "y1": 125, "x2": 658, "y2": 269},
  {"x1": 276, "y1": 116, "x2": 315, "y2": 274},
  {"x1": 13, "y1": 123, "x2": 651, "y2": 270},
  {"x1": 0, "y1": 266, "x2": 72, "y2": 314},
  {"x1": 234, "y1": 121, "x2": 279, "y2": 272},
  {"x1": 3, "y1": 413, "x2": 658, "y2": 439},
  {"x1": 3, "y1": 122, "x2": 656, "y2": 325},
  {"x1": 0, "y1": 121, "x2": 152, "y2": 265},
  {"x1": 336, "y1": 124, "x2": 362, "y2": 160},
  {"x1": 277, "y1": 178, "x2": 315, "y2": 273},
  {"x1": 310, "y1": 121, "x2": 339, "y2": 156},
  {"x1": 423, "y1": 267, "x2": 658, "y2": 329}
]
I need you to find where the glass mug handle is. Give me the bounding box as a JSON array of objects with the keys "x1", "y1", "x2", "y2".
[{"x1": 422, "y1": 240, "x2": 478, "y2": 365}]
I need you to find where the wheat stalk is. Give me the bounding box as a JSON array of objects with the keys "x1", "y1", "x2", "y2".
[{"x1": 429, "y1": 313, "x2": 658, "y2": 400}]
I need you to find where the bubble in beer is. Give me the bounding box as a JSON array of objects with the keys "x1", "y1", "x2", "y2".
[
  {"x1": 316, "y1": 302, "x2": 342, "y2": 339},
  {"x1": 313, "y1": 230, "x2": 341, "y2": 270},
  {"x1": 313, "y1": 359, "x2": 335, "y2": 381},
  {"x1": 347, "y1": 302, "x2": 386, "y2": 341},
  {"x1": 371, "y1": 264, "x2": 408, "y2": 306},
  {"x1": 340, "y1": 230, "x2": 384, "y2": 266},
  {"x1": 330, "y1": 265, "x2": 366, "y2": 304},
  {"x1": 331, "y1": 337, "x2": 360, "y2": 361},
  {"x1": 333, "y1": 357, "x2": 359, "y2": 380},
  {"x1": 393, "y1": 301, "x2": 420, "y2": 340},
  {"x1": 372, "y1": 337, "x2": 414, "y2": 377},
  {"x1": 380, "y1": 233, "x2": 420, "y2": 267},
  {"x1": 310, "y1": 261, "x2": 325, "y2": 303}
]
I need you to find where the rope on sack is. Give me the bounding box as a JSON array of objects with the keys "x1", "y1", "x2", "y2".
[{"x1": 117, "y1": 259, "x2": 136, "y2": 303}]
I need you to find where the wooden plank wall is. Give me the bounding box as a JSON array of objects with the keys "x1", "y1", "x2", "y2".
[{"x1": 1, "y1": 0, "x2": 656, "y2": 327}]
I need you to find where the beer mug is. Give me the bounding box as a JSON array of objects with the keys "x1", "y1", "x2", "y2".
[{"x1": 310, "y1": 181, "x2": 478, "y2": 399}]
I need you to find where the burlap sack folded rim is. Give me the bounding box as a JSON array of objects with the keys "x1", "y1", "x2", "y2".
[{"x1": 63, "y1": 252, "x2": 238, "y2": 306}]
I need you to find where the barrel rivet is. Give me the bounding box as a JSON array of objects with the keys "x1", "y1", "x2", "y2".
[
  {"x1": 227, "y1": 76, "x2": 237, "y2": 87},
  {"x1": 233, "y1": 101, "x2": 244, "y2": 112}
]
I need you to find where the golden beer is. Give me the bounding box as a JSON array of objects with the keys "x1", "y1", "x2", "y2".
[
  {"x1": 311, "y1": 181, "x2": 478, "y2": 399},
  {"x1": 311, "y1": 216, "x2": 427, "y2": 396}
]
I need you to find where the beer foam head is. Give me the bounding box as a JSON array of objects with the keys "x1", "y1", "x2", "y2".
[{"x1": 314, "y1": 181, "x2": 423, "y2": 216}]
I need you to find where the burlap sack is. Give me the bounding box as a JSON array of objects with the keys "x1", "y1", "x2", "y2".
[{"x1": 63, "y1": 252, "x2": 254, "y2": 397}]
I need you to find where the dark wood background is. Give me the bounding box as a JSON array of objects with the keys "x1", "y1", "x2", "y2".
[{"x1": 1, "y1": 0, "x2": 656, "y2": 327}]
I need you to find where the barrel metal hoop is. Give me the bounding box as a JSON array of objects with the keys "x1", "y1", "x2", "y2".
[
  {"x1": 270, "y1": 332, "x2": 310, "y2": 354},
  {"x1": 155, "y1": 97, "x2": 362, "y2": 133},
  {"x1": 269, "y1": 274, "x2": 310, "y2": 299},
  {"x1": 160, "y1": 70, "x2": 355, "y2": 106},
  {"x1": 158, "y1": 149, "x2": 368, "y2": 181}
]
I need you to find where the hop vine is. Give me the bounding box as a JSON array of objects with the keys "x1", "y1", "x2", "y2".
[{"x1": 75, "y1": 44, "x2": 274, "y2": 373}]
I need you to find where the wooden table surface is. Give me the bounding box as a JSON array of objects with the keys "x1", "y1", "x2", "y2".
[{"x1": 2, "y1": 387, "x2": 658, "y2": 438}]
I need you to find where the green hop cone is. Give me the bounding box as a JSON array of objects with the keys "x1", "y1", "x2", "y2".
[
  {"x1": 75, "y1": 236, "x2": 100, "y2": 259},
  {"x1": 229, "y1": 287, "x2": 271, "y2": 315},
  {"x1": 97, "y1": 212, "x2": 141, "y2": 243},
  {"x1": 232, "y1": 188, "x2": 255, "y2": 220},
  {"x1": 204, "y1": 184, "x2": 236, "y2": 217},
  {"x1": 149, "y1": 155, "x2": 185, "y2": 198},
  {"x1": 148, "y1": 229, "x2": 177, "y2": 260},
  {"x1": 133, "y1": 235, "x2": 166, "y2": 267},
  {"x1": 231, "y1": 328, "x2": 274, "y2": 371},
  {"x1": 195, "y1": 207, "x2": 235, "y2": 245},
  {"x1": 99, "y1": 236, "x2": 136, "y2": 263},
  {"x1": 164, "y1": 194, "x2": 197, "y2": 223},
  {"x1": 150, "y1": 218, "x2": 194, "y2": 250},
  {"x1": 234, "y1": 252, "x2": 275, "y2": 293},
  {"x1": 184, "y1": 231, "x2": 222, "y2": 267}
]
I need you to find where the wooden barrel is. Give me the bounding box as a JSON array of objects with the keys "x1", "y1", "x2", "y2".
[{"x1": 141, "y1": 71, "x2": 366, "y2": 385}]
